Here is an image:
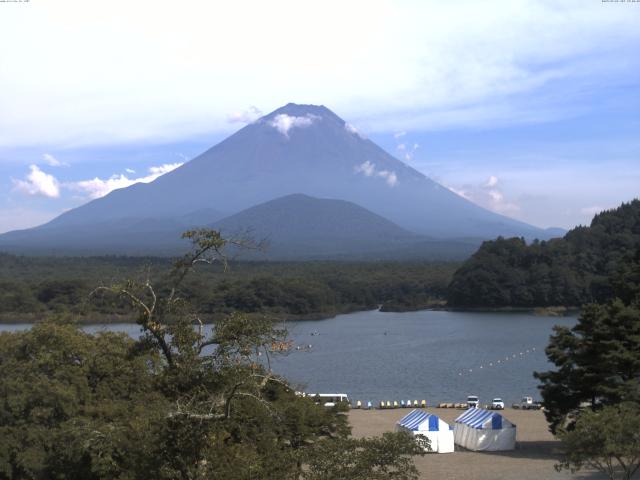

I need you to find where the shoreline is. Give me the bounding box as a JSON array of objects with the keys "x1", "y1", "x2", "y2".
[{"x1": 0, "y1": 304, "x2": 580, "y2": 325}]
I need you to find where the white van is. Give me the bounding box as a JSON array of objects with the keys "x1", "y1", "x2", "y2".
[
  {"x1": 313, "y1": 393, "x2": 350, "y2": 408},
  {"x1": 467, "y1": 395, "x2": 479, "y2": 408}
]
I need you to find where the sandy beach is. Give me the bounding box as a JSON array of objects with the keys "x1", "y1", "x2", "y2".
[{"x1": 348, "y1": 408, "x2": 605, "y2": 480}]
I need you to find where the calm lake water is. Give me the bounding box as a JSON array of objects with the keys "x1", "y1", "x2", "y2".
[{"x1": 0, "y1": 309, "x2": 576, "y2": 406}]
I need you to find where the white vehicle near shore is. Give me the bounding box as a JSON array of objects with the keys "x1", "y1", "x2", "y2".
[
  {"x1": 466, "y1": 395, "x2": 479, "y2": 408},
  {"x1": 512, "y1": 396, "x2": 542, "y2": 410},
  {"x1": 520, "y1": 396, "x2": 535, "y2": 409},
  {"x1": 312, "y1": 393, "x2": 350, "y2": 408},
  {"x1": 491, "y1": 398, "x2": 505, "y2": 410}
]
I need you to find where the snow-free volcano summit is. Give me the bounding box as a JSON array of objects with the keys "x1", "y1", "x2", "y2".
[{"x1": 0, "y1": 103, "x2": 558, "y2": 258}]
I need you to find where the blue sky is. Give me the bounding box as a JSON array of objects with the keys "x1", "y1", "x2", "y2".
[{"x1": 1, "y1": 0, "x2": 639, "y2": 233}]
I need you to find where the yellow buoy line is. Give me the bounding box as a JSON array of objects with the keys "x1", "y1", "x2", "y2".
[{"x1": 456, "y1": 346, "x2": 538, "y2": 377}]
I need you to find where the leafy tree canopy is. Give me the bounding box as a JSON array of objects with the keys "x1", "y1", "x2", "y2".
[
  {"x1": 448, "y1": 199, "x2": 640, "y2": 307},
  {"x1": 555, "y1": 402, "x2": 640, "y2": 480},
  {"x1": 0, "y1": 229, "x2": 423, "y2": 480},
  {"x1": 534, "y1": 295, "x2": 640, "y2": 434}
]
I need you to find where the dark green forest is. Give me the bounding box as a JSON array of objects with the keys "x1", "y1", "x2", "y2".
[
  {"x1": 448, "y1": 200, "x2": 640, "y2": 308},
  {"x1": 0, "y1": 230, "x2": 425, "y2": 479},
  {"x1": 0, "y1": 255, "x2": 456, "y2": 322}
]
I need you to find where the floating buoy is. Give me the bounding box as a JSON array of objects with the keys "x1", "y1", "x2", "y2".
[{"x1": 454, "y1": 344, "x2": 542, "y2": 378}]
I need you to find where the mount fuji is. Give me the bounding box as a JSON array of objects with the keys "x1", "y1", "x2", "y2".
[{"x1": 0, "y1": 103, "x2": 557, "y2": 258}]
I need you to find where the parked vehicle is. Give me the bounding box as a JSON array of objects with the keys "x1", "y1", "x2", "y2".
[
  {"x1": 467, "y1": 395, "x2": 479, "y2": 408},
  {"x1": 491, "y1": 398, "x2": 505, "y2": 410},
  {"x1": 312, "y1": 393, "x2": 350, "y2": 408},
  {"x1": 512, "y1": 396, "x2": 542, "y2": 410}
]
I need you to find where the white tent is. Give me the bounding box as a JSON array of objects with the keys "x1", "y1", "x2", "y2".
[
  {"x1": 396, "y1": 409, "x2": 455, "y2": 453},
  {"x1": 453, "y1": 408, "x2": 516, "y2": 451}
]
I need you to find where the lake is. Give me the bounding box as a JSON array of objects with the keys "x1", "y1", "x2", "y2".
[{"x1": 0, "y1": 309, "x2": 576, "y2": 407}]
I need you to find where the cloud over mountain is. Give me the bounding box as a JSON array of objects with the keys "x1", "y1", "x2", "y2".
[
  {"x1": 268, "y1": 113, "x2": 320, "y2": 137},
  {"x1": 67, "y1": 163, "x2": 183, "y2": 199},
  {"x1": 354, "y1": 160, "x2": 397, "y2": 187},
  {"x1": 13, "y1": 165, "x2": 60, "y2": 198}
]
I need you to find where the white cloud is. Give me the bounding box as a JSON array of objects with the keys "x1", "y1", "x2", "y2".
[
  {"x1": 344, "y1": 122, "x2": 366, "y2": 139},
  {"x1": 447, "y1": 186, "x2": 470, "y2": 199},
  {"x1": 447, "y1": 175, "x2": 519, "y2": 215},
  {"x1": 68, "y1": 162, "x2": 183, "y2": 199},
  {"x1": 227, "y1": 106, "x2": 263, "y2": 124},
  {"x1": 377, "y1": 170, "x2": 398, "y2": 187},
  {"x1": 268, "y1": 113, "x2": 319, "y2": 137},
  {"x1": 354, "y1": 160, "x2": 376, "y2": 177},
  {"x1": 354, "y1": 161, "x2": 397, "y2": 187},
  {"x1": 484, "y1": 175, "x2": 499, "y2": 188},
  {"x1": 148, "y1": 162, "x2": 182, "y2": 176},
  {"x1": 1, "y1": 1, "x2": 637, "y2": 147},
  {"x1": 42, "y1": 153, "x2": 68, "y2": 167},
  {"x1": 125, "y1": 168, "x2": 136, "y2": 174},
  {"x1": 394, "y1": 131, "x2": 407, "y2": 139},
  {"x1": 405, "y1": 143, "x2": 419, "y2": 161},
  {"x1": 395, "y1": 137, "x2": 419, "y2": 161},
  {"x1": 12, "y1": 165, "x2": 61, "y2": 198}
]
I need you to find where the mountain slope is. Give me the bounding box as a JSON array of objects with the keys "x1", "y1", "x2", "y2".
[
  {"x1": 0, "y1": 103, "x2": 552, "y2": 255},
  {"x1": 212, "y1": 194, "x2": 479, "y2": 260},
  {"x1": 447, "y1": 200, "x2": 640, "y2": 307},
  {"x1": 0, "y1": 209, "x2": 226, "y2": 255}
]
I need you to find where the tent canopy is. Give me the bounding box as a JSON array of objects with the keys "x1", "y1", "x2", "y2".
[
  {"x1": 455, "y1": 408, "x2": 514, "y2": 430},
  {"x1": 397, "y1": 409, "x2": 455, "y2": 453},
  {"x1": 453, "y1": 408, "x2": 516, "y2": 452},
  {"x1": 397, "y1": 409, "x2": 450, "y2": 432}
]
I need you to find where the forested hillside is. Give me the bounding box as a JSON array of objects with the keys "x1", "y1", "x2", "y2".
[
  {"x1": 447, "y1": 200, "x2": 640, "y2": 307},
  {"x1": 0, "y1": 255, "x2": 456, "y2": 322}
]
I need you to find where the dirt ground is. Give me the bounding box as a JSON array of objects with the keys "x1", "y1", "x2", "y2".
[{"x1": 348, "y1": 408, "x2": 605, "y2": 480}]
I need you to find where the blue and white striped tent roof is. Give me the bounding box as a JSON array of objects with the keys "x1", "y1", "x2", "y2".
[
  {"x1": 454, "y1": 408, "x2": 514, "y2": 430},
  {"x1": 397, "y1": 409, "x2": 449, "y2": 431}
]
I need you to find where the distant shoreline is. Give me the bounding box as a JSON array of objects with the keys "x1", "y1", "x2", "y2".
[
  {"x1": 0, "y1": 304, "x2": 580, "y2": 325},
  {"x1": 441, "y1": 305, "x2": 580, "y2": 317}
]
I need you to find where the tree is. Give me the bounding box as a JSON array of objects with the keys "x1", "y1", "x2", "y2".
[
  {"x1": 555, "y1": 402, "x2": 640, "y2": 480},
  {"x1": 448, "y1": 200, "x2": 640, "y2": 308},
  {"x1": 0, "y1": 318, "x2": 166, "y2": 480},
  {"x1": 303, "y1": 431, "x2": 427, "y2": 480},
  {"x1": 534, "y1": 298, "x2": 640, "y2": 433},
  {"x1": 0, "y1": 229, "x2": 424, "y2": 479}
]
